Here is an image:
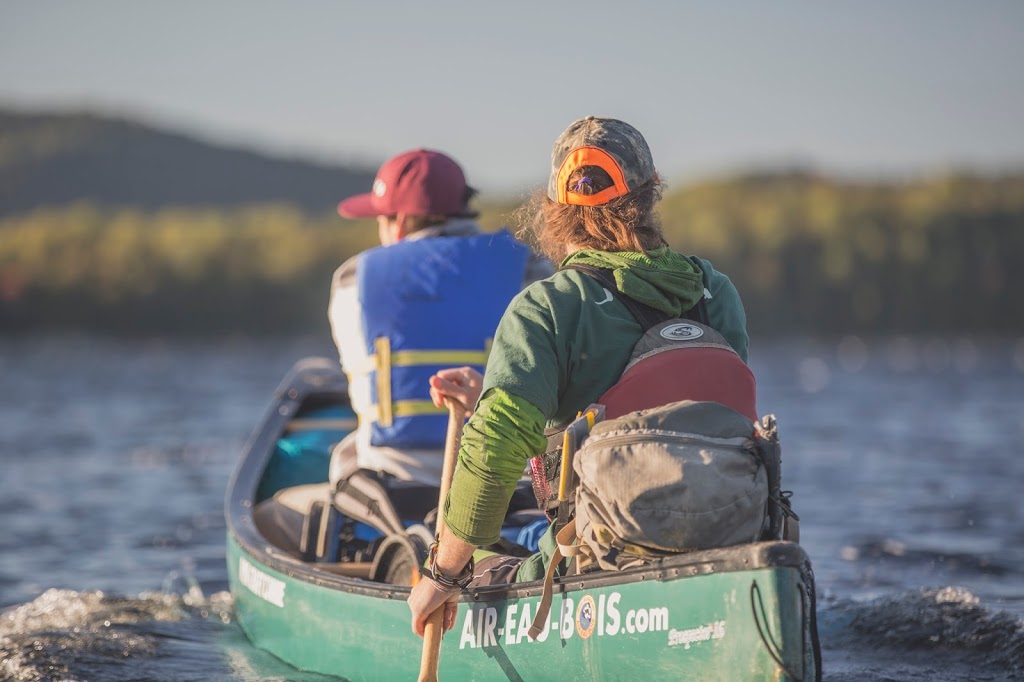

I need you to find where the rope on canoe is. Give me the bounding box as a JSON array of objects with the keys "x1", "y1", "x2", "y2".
[{"x1": 750, "y1": 580, "x2": 803, "y2": 681}]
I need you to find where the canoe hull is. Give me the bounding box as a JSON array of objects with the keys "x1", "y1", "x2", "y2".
[
  {"x1": 225, "y1": 357, "x2": 820, "y2": 680},
  {"x1": 228, "y1": 534, "x2": 815, "y2": 680}
]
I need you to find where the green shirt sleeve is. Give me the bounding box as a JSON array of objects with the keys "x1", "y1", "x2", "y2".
[
  {"x1": 443, "y1": 388, "x2": 548, "y2": 545},
  {"x1": 479, "y1": 283, "x2": 565, "y2": 417}
]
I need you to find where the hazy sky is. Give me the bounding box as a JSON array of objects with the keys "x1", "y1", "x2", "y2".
[{"x1": 2, "y1": 1, "x2": 1022, "y2": 196}]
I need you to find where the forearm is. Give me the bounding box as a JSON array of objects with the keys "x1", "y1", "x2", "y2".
[
  {"x1": 443, "y1": 389, "x2": 548, "y2": 545},
  {"x1": 433, "y1": 522, "x2": 477, "y2": 577}
]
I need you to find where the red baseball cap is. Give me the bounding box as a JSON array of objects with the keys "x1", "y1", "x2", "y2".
[{"x1": 337, "y1": 149, "x2": 472, "y2": 218}]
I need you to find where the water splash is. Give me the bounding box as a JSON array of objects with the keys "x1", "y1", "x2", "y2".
[
  {"x1": 824, "y1": 586, "x2": 1024, "y2": 674},
  {"x1": 0, "y1": 587, "x2": 235, "y2": 682}
]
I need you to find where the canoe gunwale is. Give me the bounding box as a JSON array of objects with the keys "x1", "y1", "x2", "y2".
[{"x1": 226, "y1": 356, "x2": 814, "y2": 604}]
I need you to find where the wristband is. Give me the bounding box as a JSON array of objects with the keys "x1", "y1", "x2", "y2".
[{"x1": 423, "y1": 541, "x2": 474, "y2": 591}]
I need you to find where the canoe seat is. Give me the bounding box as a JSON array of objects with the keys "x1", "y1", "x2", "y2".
[
  {"x1": 275, "y1": 481, "x2": 332, "y2": 515},
  {"x1": 253, "y1": 479, "x2": 549, "y2": 577},
  {"x1": 252, "y1": 482, "x2": 337, "y2": 562}
]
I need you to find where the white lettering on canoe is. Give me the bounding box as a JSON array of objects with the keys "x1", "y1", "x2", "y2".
[
  {"x1": 516, "y1": 602, "x2": 533, "y2": 644},
  {"x1": 605, "y1": 592, "x2": 621, "y2": 635},
  {"x1": 560, "y1": 598, "x2": 575, "y2": 640},
  {"x1": 460, "y1": 609, "x2": 476, "y2": 649},
  {"x1": 238, "y1": 556, "x2": 285, "y2": 608},
  {"x1": 457, "y1": 591, "x2": 683, "y2": 650},
  {"x1": 625, "y1": 605, "x2": 670, "y2": 634},
  {"x1": 483, "y1": 607, "x2": 498, "y2": 647},
  {"x1": 667, "y1": 620, "x2": 726, "y2": 649},
  {"x1": 504, "y1": 604, "x2": 518, "y2": 643}
]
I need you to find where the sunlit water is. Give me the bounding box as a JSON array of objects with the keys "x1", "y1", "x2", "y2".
[{"x1": 1, "y1": 334, "x2": 1023, "y2": 681}]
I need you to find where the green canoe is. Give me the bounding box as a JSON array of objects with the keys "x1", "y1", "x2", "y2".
[{"x1": 226, "y1": 357, "x2": 822, "y2": 680}]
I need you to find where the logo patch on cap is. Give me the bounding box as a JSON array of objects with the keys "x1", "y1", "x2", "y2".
[
  {"x1": 660, "y1": 323, "x2": 704, "y2": 341},
  {"x1": 372, "y1": 179, "x2": 387, "y2": 197}
]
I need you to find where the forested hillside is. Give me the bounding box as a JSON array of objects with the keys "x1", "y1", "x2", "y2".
[
  {"x1": 0, "y1": 110, "x2": 374, "y2": 215},
  {"x1": 1, "y1": 110, "x2": 1021, "y2": 336}
]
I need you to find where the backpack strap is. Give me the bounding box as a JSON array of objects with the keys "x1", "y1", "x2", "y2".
[
  {"x1": 753, "y1": 414, "x2": 800, "y2": 541},
  {"x1": 528, "y1": 519, "x2": 590, "y2": 640},
  {"x1": 564, "y1": 261, "x2": 710, "y2": 329},
  {"x1": 332, "y1": 470, "x2": 408, "y2": 538},
  {"x1": 563, "y1": 264, "x2": 668, "y2": 329}
]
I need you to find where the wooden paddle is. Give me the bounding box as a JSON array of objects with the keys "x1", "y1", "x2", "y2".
[{"x1": 418, "y1": 397, "x2": 466, "y2": 682}]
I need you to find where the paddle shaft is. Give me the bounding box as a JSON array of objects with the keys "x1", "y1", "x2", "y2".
[
  {"x1": 436, "y1": 399, "x2": 464, "y2": 522},
  {"x1": 418, "y1": 398, "x2": 466, "y2": 682}
]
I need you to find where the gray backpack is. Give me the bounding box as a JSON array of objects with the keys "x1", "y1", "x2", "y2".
[
  {"x1": 573, "y1": 399, "x2": 769, "y2": 571},
  {"x1": 527, "y1": 401, "x2": 788, "y2": 640}
]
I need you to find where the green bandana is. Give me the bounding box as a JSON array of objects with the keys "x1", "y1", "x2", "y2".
[{"x1": 561, "y1": 247, "x2": 704, "y2": 315}]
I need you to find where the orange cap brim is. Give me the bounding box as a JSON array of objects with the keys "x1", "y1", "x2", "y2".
[{"x1": 555, "y1": 147, "x2": 630, "y2": 206}]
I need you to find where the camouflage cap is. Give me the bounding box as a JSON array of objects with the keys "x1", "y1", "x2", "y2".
[{"x1": 547, "y1": 116, "x2": 656, "y2": 206}]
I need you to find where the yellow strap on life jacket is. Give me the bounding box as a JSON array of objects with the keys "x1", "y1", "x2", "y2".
[
  {"x1": 391, "y1": 349, "x2": 489, "y2": 367},
  {"x1": 371, "y1": 336, "x2": 491, "y2": 428},
  {"x1": 367, "y1": 400, "x2": 448, "y2": 420},
  {"x1": 374, "y1": 337, "x2": 393, "y2": 426}
]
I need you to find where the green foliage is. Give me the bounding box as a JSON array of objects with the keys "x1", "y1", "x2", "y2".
[
  {"x1": 654, "y1": 172, "x2": 1024, "y2": 334},
  {"x1": 1, "y1": 171, "x2": 1021, "y2": 335},
  {"x1": 0, "y1": 203, "x2": 377, "y2": 334}
]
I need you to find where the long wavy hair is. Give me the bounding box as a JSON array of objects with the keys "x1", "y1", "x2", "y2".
[{"x1": 516, "y1": 165, "x2": 667, "y2": 264}]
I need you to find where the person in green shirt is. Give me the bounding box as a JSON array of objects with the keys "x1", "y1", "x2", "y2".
[{"x1": 408, "y1": 116, "x2": 750, "y2": 638}]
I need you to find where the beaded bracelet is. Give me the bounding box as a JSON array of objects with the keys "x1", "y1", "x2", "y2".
[{"x1": 424, "y1": 541, "x2": 474, "y2": 590}]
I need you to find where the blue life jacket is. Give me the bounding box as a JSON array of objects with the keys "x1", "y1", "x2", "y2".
[{"x1": 357, "y1": 229, "x2": 529, "y2": 449}]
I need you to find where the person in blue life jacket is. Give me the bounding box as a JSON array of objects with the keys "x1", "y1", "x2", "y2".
[
  {"x1": 408, "y1": 117, "x2": 752, "y2": 638},
  {"x1": 328, "y1": 149, "x2": 553, "y2": 515}
]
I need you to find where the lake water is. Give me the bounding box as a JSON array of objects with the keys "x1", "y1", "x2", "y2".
[{"x1": 1, "y1": 334, "x2": 1023, "y2": 681}]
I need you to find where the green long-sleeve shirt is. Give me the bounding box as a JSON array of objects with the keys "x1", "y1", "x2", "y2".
[{"x1": 443, "y1": 248, "x2": 749, "y2": 547}]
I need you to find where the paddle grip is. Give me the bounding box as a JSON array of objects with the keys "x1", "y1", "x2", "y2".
[{"x1": 418, "y1": 608, "x2": 444, "y2": 682}]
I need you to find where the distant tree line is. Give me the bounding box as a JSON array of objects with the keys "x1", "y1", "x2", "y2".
[
  {"x1": 0, "y1": 204, "x2": 375, "y2": 334},
  {"x1": 1, "y1": 171, "x2": 1021, "y2": 336},
  {"x1": 653, "y1": 171, "x2": 1024, "y2": 336}
]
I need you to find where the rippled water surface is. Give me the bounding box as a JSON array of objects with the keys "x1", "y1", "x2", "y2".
[{"x1": 2, "y1": 334, "x2": 1023, "y2": 681}]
